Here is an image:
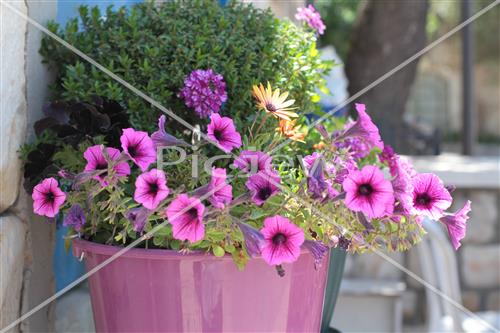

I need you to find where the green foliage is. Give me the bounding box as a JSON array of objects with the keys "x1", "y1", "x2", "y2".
[{"x1": 40, "y1": 0, "x2": 330, "y2": 134}]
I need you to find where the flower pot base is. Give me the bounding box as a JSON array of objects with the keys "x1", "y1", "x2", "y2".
[{"x1": 74, "y1": 239, "x2": 330, "y2": 332}]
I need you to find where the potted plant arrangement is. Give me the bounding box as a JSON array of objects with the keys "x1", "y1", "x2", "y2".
[{"x1": 23, "y1": 1, "x2": 471, "y2": 332}]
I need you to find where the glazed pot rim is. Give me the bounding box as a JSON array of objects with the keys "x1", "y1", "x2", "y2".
[{"x1": 73, "y1": 238, "x2": 312, "y2": 261}]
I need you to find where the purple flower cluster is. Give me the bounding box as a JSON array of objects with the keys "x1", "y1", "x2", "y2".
[
  {"x1": 295, "y1": 5, "x2": 326, "y2": 35},
  {"x1": 179, "y1": 69, "x2": 227, "y2": 118}
]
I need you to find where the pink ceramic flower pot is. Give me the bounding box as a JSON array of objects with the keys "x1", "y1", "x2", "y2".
[{"x1": 73, "y1": 239, "x2": 330, "y2": 332}]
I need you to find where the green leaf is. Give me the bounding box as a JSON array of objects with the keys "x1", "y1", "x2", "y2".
[{"x1": 212, "y1": 245, "x2": 225, "y2": 257}]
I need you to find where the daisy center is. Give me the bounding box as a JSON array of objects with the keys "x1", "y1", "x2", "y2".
[
  {"x1": 272, "y1": 233, "x2": 287, "y2": 245},
  {"x1": 415, "y1": 193, "x2": 432, "y2": 206},
  {"x1": 258, "y1": 187, "x2": 272, "y2": 200},
  {"x1": 358, "y1": 184, "x2": 373, "y2": 196},
  {"x1": 265, "y1": 103, "x2": 277, "y2": 112}
]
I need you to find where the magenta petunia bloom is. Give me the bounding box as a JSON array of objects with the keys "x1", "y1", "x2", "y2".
[
  {"x1": 120, "y1": 128, "x2": 156, "y2": 172},
  {"x1": 439, "y1": 200, "x2": 471, "y2": 250},
  {"x1": 339, "y1": 104, "x2": 383, "y2": 150},
  {"x1": 83, "y1": 145, "x2": 130, "y2": 185},
  {"x1": 206, "y1": 167, "x2": 232, "y2": 209},
  {"x1": 245, "y1": 171, "x2": 281, "y2": 206},
  {"x1": 233, "y1": 150, "x2": 273, "y2": 174},
  {"x1": 134, "y1": 169, "x2": 170, "y2": 210},
  {"x1": 412, "y1": 173, "x2": 452, "y2": 219},
  {"x1": 260, "y1": 215, "x2": 305, "y2": 265},
  {"x1": 390, "y1": 155, "x2": 417, "y2": 215},
  {"x1": 343, "y1": 165, "x2": 395, "y2": 218},
  {"x1": 295, "y1": 5, "x2": 326, "y2": 35},
  {"x1": 307, "y1": 158, "x2": 338, "y2": 200},
  {"x1": 32, "y1": 177, "x2": 66, "y2": 218},
  {"x1": 302, "y1": 240, "x2": 329, "y2": 269},
  {"x1": 151, "y1": 115, "x2": 187, "y2": 149},
  {"x1": 63, "y1": 204, "x2": 86, "y2": 231},
  {"x1": 179, "y1": 69, "x2": 227, "y2": 118},
  {"x1": 237, "y1": 221, "x2": 265, "y2": 258},
  {"x1": 207, "y1": 113, "x2": 242, "y2": 153},
  {"x1": 126, "y1": 207, "x2": 151, "y2": 233},
  {"x1": 166, "y1": 194, "x2": 205, "y2": 243}
]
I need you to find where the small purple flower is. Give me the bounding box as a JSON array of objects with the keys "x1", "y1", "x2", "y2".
[
  {"x1": 126, "y1": 207, "x2": 151, "y2": 233},
  {"x1": 207, "y1": 113, "x2": 242, "y2": 153},
  {"x1": 179, "y1": 69, "x2": 227, "y2": 118},
  {"x1": 134, "y1": 169, "x2": 170, "y2": 210},
  {"x1": 245, "y1": 171, "x2": 281, "y2": 206},
  {"x1": 166, "y1": 194, "x2": 205, "y2": 243},
  {"x1": 63, "y1": 204, "x2": 86, "y2": 232},
  {"x1": 302, "y1": 240, "x2": 329, "y2": 269},
  {"x1": 233, "y1": 150, "x2": 273, "y2": 175},
  {"x1": 307, "y1": 159, "x2": 338, "y2": 200},
  {"x1": 439, "y1": 200, "x2": 471, "y2": 250},
  {"x1": 336, "y1": 104, "x2": 384, "y2": 151},
  {"x1": 390, "y1": 155, "x2": 417, "y2": 215},
  {"x1": 120, "y1": 128, "x2": 156, "y2": 172},
  {"x1": 237, "y1": 222, "x2": 265, "y2": 258},
  {"x1": 151, "y1": 115, "x2": 187, "y2": 149},
  {"x1": 334, "y1": 135, "x2": 371, "y2": 159},
  {"x1": 412, "y1": 173, "x2": 452, "y2": 219},
  {"x1": 206, "y1": 167, "x2": 232, "y2": 209},
  {"x1": 83, "y1": 145, "x2": 131, "y2": 186},
  {"x1": 295, "y1": 5, "x2": 326, "y2": 35}
]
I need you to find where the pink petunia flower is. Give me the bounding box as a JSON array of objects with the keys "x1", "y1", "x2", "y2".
[
  {"x1": 166, "y1": 194, "x2": 205, "y2": 243},
  {"x1": 260, "y1": 215, "x2": 305, "y2": 265},
  {"x1": 338, "y1": 103, "x2": 383, "y2": 150},
  {"x1": 151, "y1": 115, "x2": 187, "y2": 149},
  {"x1": 342, "y1": 165, "x2": 395, "y2": 218},
  {"x1": 32, "y1": 177, "x2": 66, "y2": 218},
  {"x1": 134, "y1": 169, "x2": 170, "y2": 210},
  {"x1": 207, "y1": 113, "x2": 242, "y2": 153},
  {"x1": 439, "y1": 200, "x2": 471, "y2": 250},
  {"x1": 83, "y1": 145, "x2": 131, "y2": 185},
  {"x1": 390, "y1": 155, "x2": 417, "y2": 215},
  {"x1": 206, "y1": 167, "x2": 232, "y2": 209},
  {"x1": 233, "y1": 150, "x2": 273, "y2": 175},
  {"x1": 245, "y1": 171, "x2": 281, "y2": 206},
  {"x1": 126, "y1": 207, "x2": 151, "y2": 233},
  {"x1": 412, "y1": 173, "x2": 452, "y2": 219},
  {"x1": 295, "y1": 5, "x2": 326, "y2": 35},
  {"x1": 120, "y1": 128, "x2": 156, "y2": 172}
]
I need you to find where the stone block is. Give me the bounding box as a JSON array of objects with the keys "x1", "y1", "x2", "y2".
[
  {"x1": 486, "y1": 290, "x2": 500, "y2": 311},
  {"x1": 0, "y1": 1, "x2": 28, "y2": 214},
  {"x1": 0, "y1": 214, "x2": 27, "y2": 332},
  {"x1": 462, "y1": 290, "x2": 481, "y2": 312},
  {"x1": 451, "y1": 190, "x2": 498, "y2": 244},
  {"x1": 402, "y1": 290, "x2": 418, "y2": 321},
  {"x1": 462, "y1": 245, "x2": 500, "y2": 288}
]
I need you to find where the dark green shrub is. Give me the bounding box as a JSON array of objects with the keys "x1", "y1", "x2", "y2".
[{"x1": 40, "y1": 0, "x2": 330, "y2": 134}]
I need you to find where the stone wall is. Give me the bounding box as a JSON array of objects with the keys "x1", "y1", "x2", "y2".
[
  {"x1": 1, "y1": 1, "x2": 56, "y2": 332},
  {"x1": 343, "y1": 154, "x2": 500, "y2": 325}
]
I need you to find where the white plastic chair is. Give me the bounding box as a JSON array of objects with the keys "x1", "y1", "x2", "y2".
[{"x1": 417, "y1": 218, "x2": 500, "y2": 333}]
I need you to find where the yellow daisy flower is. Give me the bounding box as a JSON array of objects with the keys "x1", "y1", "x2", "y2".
[{"x1": 252, "y1": 82, "x2": 298, "y2": 121}]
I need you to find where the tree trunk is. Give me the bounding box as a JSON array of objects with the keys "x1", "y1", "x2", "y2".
[{"x1": 345, "y1": 0, "x2": 428, "y2": 152}]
